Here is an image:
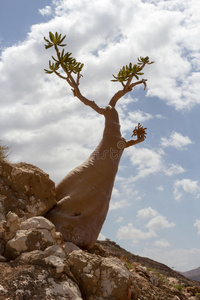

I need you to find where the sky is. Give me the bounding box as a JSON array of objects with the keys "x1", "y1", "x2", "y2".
[{"x1": 0, "y1": 0, "x2": 200, "y2": 272}]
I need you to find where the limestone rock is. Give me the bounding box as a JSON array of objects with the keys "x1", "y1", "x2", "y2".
[
  {"x1": 4, "y1": 215, "x2": 64, "y2": 260},
  {"x1": 67, "y1": 250, "x2": 131, "y2": 300},
  {"x1": 0, "y1": 239, "x2": 200, "y2": 299},
  {"x1": 0, "y1": 262, "x2": 82, "y2": 300},
  {"x1": 0, "y1": 160, "x2": 56, "y2": 220},
  {"x1": 3, "y1": 211, "x2": 21, "y2": 241}
]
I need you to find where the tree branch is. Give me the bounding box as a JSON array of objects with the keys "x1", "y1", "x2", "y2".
[
  {"x1": 54, "y1": 45, "x2": 105, "y2": 115},
  {"x1": 129, "y1": 78, "x2": 147, "y2": 90},
  {"x1": 109, "y1": 79, "x2": 147, "y2": 108},
  {"x1": 72, "y1": 86, "x2": 106, "y2": 115},
  {"x1": 125, "y1": 137, "x2": 144, "y2": 148}
]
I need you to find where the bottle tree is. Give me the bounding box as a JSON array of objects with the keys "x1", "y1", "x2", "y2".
[{"x1": 44, "y1": 32, "x2": 153, "y2": 249}]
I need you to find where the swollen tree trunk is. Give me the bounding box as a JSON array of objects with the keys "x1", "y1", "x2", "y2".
[
  {"x1": 44, "y1": 34, "x2": 149, "y2": 249},
  {"x1": 46, "y1": 106, "x2": 126, "y2": 249}
]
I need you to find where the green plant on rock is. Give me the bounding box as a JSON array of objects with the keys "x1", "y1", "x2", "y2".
[
  {"x1": 196, "y1": 293, "x2": 200, "y2": 298},
  {"x1": 172, "y1": 284, "x2": 183, "y2": 292}
]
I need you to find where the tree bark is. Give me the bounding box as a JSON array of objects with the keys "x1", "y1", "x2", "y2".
[{"x1": 46, "y1": 106, "x2": 126, "y2": 249}]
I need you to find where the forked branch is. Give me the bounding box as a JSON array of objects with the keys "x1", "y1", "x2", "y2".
[
  {"x1": 44, "y1": 32, "x2": 105, "y2": 115},
  {"x1": 109, "y1": 57, "x2": 154, "y2": 107},
  {"x1": 44, "y1": 32, "x2": 154, "y2": 119},
  {"x1": 109, "y1": 78, "x2": 147, "y2": 108}
]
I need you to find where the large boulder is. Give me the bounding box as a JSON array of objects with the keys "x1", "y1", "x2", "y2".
[{"x1": 0, "y1": 160, "x2": 56, "y2": 220}]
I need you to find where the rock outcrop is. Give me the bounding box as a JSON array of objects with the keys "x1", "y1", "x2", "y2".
[
  {"x1": 3, "y1": 213, "x2": 63, "y2": 260},
  {"x1": 0, "y1": 212, "x2": 132, "y2": 299},
  {"x1": 0, "y1": 160, "x2": 56, "y2": 220},
  {"x1": 1, "y1": 212, "x2": 200, "y2": 300}
]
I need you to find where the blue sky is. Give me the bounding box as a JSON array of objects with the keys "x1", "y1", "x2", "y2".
[{"x1": 0, "y1": 0, "x2": 200, "y2": 271}]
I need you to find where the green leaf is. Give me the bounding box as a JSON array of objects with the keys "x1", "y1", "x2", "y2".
[
  {"x1": 49, "y1": 32, "x2": 55, "y2": 43},
  {"x1": 55, "y1": 32, "x2": 58, "y2": 41},
  {"x1": 44, "y1": 37, "x2": 50, "y2": 43},
  {"x1": 59, "y1": 43, "x2": 67, "y2": 47},
  {"x1": 52, "y1": 55, "x2": 59, "y2": 62},
  {"x1": 44, "y1": 69, "x2": 53, "y2": 74},
  {"x1": 55, "y1": 62, "x2": 60, "y2": 69},
  {"x1": 45, "y1": 44, "x2": 53, "y2": 49},
  {"x1": 59, "y1": 35, "x2": 66, "y2": 44},
  {"x1": 61, "y1": 49, "x2": 65, "y2": 57}
]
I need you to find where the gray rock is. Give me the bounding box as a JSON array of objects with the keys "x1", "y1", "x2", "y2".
[
  {"x1": 65, "y1": 242, "x2": 81, "y2": 254},
  {"x1": 4, "y1": 215, "x2": 65, "y2": 260},
  {"x1": 0, "y1": 160, "x2": 56, "y2": 220},
  {"x1": 67, "y1": 250, "x2": 131, "y2": 300},
  {"x1": 0, "y1": 262, "x2": 83, "y2": 299}
]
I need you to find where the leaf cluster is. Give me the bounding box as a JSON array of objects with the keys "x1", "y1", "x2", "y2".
[
  {"x1": 111, "y1": 56, "x2": 154, "y2": 83},
  {"x1": 132, "y1": 123, "x2": 147, "y2": 139},
  {"x1": 44, "y1": 32, "x2": 67, "y2": 49},
  {"x1": 44, "y1": 32, "x2": 84, "y2": 75}
]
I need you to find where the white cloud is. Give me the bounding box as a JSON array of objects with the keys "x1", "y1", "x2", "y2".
[
  {"x1": 109, "y1": 178, "x2": 143, "y2": 211},
  {"x1": 161, "y1": 131, "x2": 193, "y2": 150},
  {"x1": 137, "y1": 207, "x2": 158, "y2": 220},
  {"x1": 126, "y1": 147, "x2": 184, "y2": 180},
  {"x1": 143, "y1": 0, "x2": 200, "y2": 110},
  {"x1": 156, "y1": 185, "x2": 163, "y2": 192},
  {"x1": 98, "y1": 233, "x2": 106, "y2": 241},
  {"x1": 174, "y1": 179, "x2": 200, "y2": 201},
  {"x1": 128, "y1": 110, "x2": 153, "y2": 123},
  {"x1": 154, "y1": 239, "x2": 171, "y2": 248},
  {"x1": 115, "y1": 217, "x2": 124, "y2": 223},
  {"x1": 117, "y1": 207, "x2": 175, "y2": 244},
  {"x1": 117, "y1": 223, "x2": 157, "y2": 244},
  {"x1": 0, "y1": 0, "x2": 199, "y2": 180},
  {"x1": 109, "y1": 199, "x2": 131, "y2": 211},
  {"x1": 164, "y1": 164, "x2": 185, "y2": 176},
  {"x1": 146, "y1": 215, "x2": 175, "y2": 231},
  {"x1": 126, "y1": 147, "x2": 164, "y2": 179},
  {"x1": 194, "y1": 219, "x2": 200, "y2": 235},
  {"x1": 112, "y1": 188, "x2": 120, "y2": 198},
  {"x1": 39, "y1": 6, "x2": 53, "y2": 16}
]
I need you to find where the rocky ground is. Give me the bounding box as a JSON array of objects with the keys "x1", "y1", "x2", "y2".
[
  {"x1": 1, "y1": 236, "x2": 200, "y2": 299},
  {"x1": 1, "y1": 159, "x2": 200, "y2": 299}
]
